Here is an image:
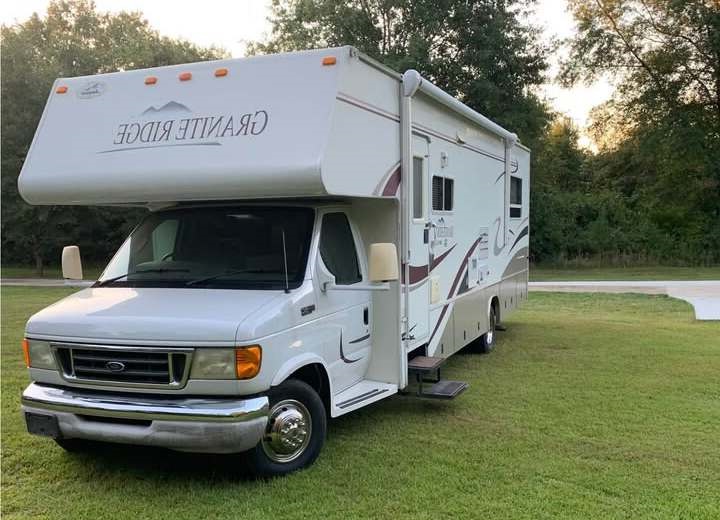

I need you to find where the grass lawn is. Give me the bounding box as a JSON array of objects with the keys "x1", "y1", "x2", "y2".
[
  {"x1": 1, "y1": 265, "x2": 103, "y2": 280},
  {"x1": 530, "y1": 265, "x2": 720, "y2": 281},
  {"x1": 2, "y1": 288, "x2": 719, "y2": 519}
]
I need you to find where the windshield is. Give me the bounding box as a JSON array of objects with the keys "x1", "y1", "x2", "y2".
[{"x1": 97, "y1": 206, "x2": 315, "y2": 289}]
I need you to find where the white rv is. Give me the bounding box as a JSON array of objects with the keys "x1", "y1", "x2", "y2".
[{"x1": 18, "y1": 47, "x2": 530, "y2": 476}]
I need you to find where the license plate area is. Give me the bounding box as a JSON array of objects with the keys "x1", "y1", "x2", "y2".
[{"x1": 25, "y1": 412, "x2": 60, "y2": 438}]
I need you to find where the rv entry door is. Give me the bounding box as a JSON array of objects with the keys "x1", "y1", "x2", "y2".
[{"x1": 406, "y1": 135, "x2": 431, "y2": 344}]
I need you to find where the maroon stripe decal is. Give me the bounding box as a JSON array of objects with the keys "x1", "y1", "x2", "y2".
[
  {"x1": 381, "y1": 167, "x2": 401, "y2": 196},
  {"x1": 431, "y1": 245, "x2": 456, "y2": 270},
  {"x1": 402, "y1": 244, "x2": 456, "y2": 284},
  {"x1": 427, "y1": 237, "x2": 482, "y2": 345}
]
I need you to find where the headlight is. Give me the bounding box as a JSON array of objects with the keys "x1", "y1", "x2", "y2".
[
  {"x1": 22, "y1": 339, "x2": 57, "y2": 370},
  {"x1": 189, "y1": 346, "x2": 262, "y2": 380},
  {"x1": 190, "y1": 349, "x2": 236, "y2": 379}
]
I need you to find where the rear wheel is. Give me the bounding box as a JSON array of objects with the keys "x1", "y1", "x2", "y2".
[
  {"x1": 478, "y1": 305, "x2": 497, "y2": 353},
  {"x1": 245, "y1": 379, "x2": 326, "y2": 477}
]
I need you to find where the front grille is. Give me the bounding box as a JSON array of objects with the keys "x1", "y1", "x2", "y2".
[{"x1": 54, "y1": 344, "x2": 192, "y2": 388}]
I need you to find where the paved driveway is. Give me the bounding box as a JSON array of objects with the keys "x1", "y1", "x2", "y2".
[{"x1": 530, "y1": 281, "x2": 720, "y2": 320}]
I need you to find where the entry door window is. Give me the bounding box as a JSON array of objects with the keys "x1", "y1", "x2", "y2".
[
  {"x1": 319, "y1": 213, "x2": 362, "y2": 285},
  {"x1": 510, "y1": 176, "x2": 522, "y2": 218},
  {"x1": 412, "y1": 157, "x2": 425, "y2": 219}
]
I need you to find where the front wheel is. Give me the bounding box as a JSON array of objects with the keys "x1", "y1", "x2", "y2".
[
  {"x1": 245, "y1": 379, "x2": 326, "y2": 477},
  {"x1": 478, "y1": 305, "x2": 497, "y2": 354}
]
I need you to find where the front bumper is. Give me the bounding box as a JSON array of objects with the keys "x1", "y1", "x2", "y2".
[{"x1": 21, "y1": 382, "x2": 269, "y2": 454}]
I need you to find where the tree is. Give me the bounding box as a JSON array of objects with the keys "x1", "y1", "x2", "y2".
[
  {"x1": 560, "y1": 0, "x2": 720, "y2": 265},
  {"x1": 1, "y1": 0, "x2": 225, "y2": 274},
  {"x1": 534, "y1": 117, "x2": 587, "y2": 191},
  {"x1": 250, "y1": 0, "x2": 551, "y2": 145}
]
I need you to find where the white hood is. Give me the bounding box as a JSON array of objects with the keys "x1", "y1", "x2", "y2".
[{"x1": 25, "y1": 287, "x2": 283, "y2": 344}]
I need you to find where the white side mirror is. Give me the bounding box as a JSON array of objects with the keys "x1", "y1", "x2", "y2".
[
  {"x1": 369, "y1": 243, "x2": 398, "y2": 282},
  {"x1": 61, "y1": 245, "x2": 83, "y2": 280}
]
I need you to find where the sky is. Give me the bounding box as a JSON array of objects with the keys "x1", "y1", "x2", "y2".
[{"x1": 1, "y1": 0, "x2": 613, "y2": 147}]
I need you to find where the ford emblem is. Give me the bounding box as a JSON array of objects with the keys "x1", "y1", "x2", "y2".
[{"x1": 105, "y1": 361, "x2": 126, "y2": 372}]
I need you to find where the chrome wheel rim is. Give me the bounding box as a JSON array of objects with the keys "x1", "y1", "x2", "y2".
[
  {"x1": 261, "y1": 399, "x2": 312, "y2": 463},
  {"x1": 487, "y1": 311, "x2": 495, "y2": 344}
]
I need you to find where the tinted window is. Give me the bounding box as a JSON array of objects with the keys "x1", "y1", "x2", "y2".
[
  {"x1": 319, "y1": 213, "x2": 361, "y2": 285},
  {"x1": 98, "y1": 207, "x2": 314, "y2": 289},
  {"x1": 432, "y1": 176, "x2": 454, "y2": 211},
  {"x1": 443, "y1": 178, "x2": 454, "y2": 211},
  {"x1": 432, "y1": 176, "x2": 443, "y2": 211},
  {"x1": 511, "y1": 176, "x2": 522, "y2": 205},
  {"x1": 413, "y1": 157, "x2": 424, "y2": 219}
]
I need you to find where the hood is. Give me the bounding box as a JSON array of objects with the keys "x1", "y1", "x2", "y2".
[{"x1": 25, "y1": 287, "x2": 283, "y2": 344}]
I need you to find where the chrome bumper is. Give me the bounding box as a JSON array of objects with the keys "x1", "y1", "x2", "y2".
[{"x1": 21, "y1": 382, "x2": 269, "y2": 454}]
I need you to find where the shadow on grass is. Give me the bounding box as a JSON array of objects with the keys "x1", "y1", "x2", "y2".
[{"x1": 55, "y1": 392, "x2": 457, "y2": 482}]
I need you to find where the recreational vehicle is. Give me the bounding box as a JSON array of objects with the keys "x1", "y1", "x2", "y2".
[{"x1": 18, "y1": 47, "x2": 530, "y2": 476}]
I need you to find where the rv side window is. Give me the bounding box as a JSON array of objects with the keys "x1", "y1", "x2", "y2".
[
  {"x1": 510, "y1": 176, "x2": 522, "y2": 218},
  {"x1": 412, "y1": 157, "x2": 424, "y2": 219},
  {"x1": 319, "y1": 212, "x2": 362, "y2": 285},
  {"x1": 432, "y1": 176, "x2": 454, "y2": 212}
]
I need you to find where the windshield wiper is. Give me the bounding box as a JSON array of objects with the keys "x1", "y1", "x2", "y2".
[
  {"x1": 96, "y1": 268, "x2": 189, "y2": 287},
  {"x1": 185, "y1": 269, "x2": 276, "y2": 287}
]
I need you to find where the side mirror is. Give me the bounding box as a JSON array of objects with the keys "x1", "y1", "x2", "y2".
[
  {"x1": 369, "y1": 243, "x2": 398, "y2": 282},
  {"x1": 61, "y1": 245, "x2": 83, "y2": 280}
]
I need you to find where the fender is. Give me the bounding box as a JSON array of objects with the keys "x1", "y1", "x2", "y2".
[{"x1": 271, "y1": 352, "x2": 333, "y2": 396}]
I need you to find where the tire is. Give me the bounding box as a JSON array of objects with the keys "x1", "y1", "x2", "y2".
[
  {"x1": 478, "y1": 305, "x2": 497, "y2": 354},
  {"x1": 245, "y1": 379, "x2": 327, "y2": 477}
]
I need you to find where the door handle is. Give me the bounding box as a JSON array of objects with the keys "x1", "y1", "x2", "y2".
[{"x1": 363, "y1": 307, "x2": 369, "y2": 325}]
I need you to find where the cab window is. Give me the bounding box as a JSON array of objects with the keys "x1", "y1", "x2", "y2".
[{"x1": 319, "y1": 213, "x2": 361, "y2": 285}]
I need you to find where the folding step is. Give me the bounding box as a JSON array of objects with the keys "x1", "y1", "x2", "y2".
[
  {"x1": 407, "y1": 356, "x2": 468, "y2": 399},
  {"x1": 418, "y1": 380, "x2": 468, "y2": 400},
  {"x1": 407, "y1": 355, "x2": 446, "y2": 373}
]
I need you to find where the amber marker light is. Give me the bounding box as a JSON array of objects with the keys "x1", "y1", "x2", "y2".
[
  {"x1": 145, "y1": 76, "x2": 158, "y2": 85},
  {"x1": 55, "y1": 86, "x2": 68, "y2": 94},
  {"x1": 235, "y1": 345, "x2": 262, "y2": 379},
  {"x1": 214, "y1": 67, "x2": 229, "y2": 77},
  {"x1": 22, "y1": 339, "x2": 30, "y2": 367},
  {"x1": 322, "y1": 56, "x2": 337, "y2": 66},
  {"x1": 179, "y1": 72, "x2": 192, "y2": 81}
]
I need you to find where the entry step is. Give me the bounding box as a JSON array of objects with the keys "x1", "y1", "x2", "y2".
[
  {"x1": 407, "y1": 356, "x2": 446, "y2": 373},
  {"x1": 419, "y1": 380, "x2": 469, "y2": 399}
]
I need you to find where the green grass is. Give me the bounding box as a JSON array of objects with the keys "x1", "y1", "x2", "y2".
[
  {"x1": 530, "y1": 265, "x2": 720, "y2": 281},
  {"x1": 1, "y1": 265, "x2": 103, "y2": 280},
  {"x1": 2, "y1": 288, "x2": 719, "y2": 519}
]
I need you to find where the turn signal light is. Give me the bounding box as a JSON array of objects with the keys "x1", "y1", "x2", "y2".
[
  {"x1": 179, "y1": 72, "x2": 192, "y2": 81},
  {"x1": 55, "y1": 86, "x2": 68, "y2": 94},
  {"x1": 214, "y1": 68, "x2": 228, "y2": 77},
  {"x1": 235, "y1": 345, "x2": 262, "y2": 379},
  {"x1": 322, "y1": 56, "x2": 337, "y2": 66},
  {"x1": 22, "y1": 339, "x2": 30, "y2": 367},
  {"x1": 145, "y1": 76, "x2": 158, "y2": 85}
]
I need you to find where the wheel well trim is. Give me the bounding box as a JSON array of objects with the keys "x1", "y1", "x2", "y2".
[{"x1": 271, "y1": 353, "x2": 332, "y2": 393}]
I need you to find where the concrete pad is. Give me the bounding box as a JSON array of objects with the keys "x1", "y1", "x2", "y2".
[{"x1": 530, "y1": 281, "x2": 720, "y2": 321}]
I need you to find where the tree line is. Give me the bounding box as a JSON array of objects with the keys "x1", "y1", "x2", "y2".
[{"x1": 2, "y1": 0, "x2": 718, "y2": 274}]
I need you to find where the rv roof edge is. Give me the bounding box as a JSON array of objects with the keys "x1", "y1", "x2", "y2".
[{"x1": 401, "y1": 69, "x2": 518, "y2": 145}]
